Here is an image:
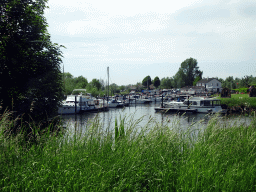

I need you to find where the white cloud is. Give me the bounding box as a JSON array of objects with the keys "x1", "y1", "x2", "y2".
[{"x1": 44, "y1": 0, "x2": 256, "y2": 85}]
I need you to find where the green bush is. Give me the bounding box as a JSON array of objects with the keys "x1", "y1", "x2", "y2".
[{"x1": 238, "y1": 88, "x2": 249, "y2": 93}]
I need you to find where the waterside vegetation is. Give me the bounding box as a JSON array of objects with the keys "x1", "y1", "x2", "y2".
[
  {"x1": 1, "y1": 111, "x2": 256, "y2": 191},
  {"x1": 218, "y1": 94, "x2": 256, "y2": 112}
]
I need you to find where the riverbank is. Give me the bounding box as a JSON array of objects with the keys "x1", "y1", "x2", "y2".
[
  {"x1": 217, "y1": 94, "x2": 256, "y2": 114},
  {"x1": 1, "y1": 112, "x2": 256, "y2": 191}
]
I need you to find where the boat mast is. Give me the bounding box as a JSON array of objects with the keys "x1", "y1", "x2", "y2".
[
  {"x1": 107, "y1": 66, "x2": 109, "y2": 103},
  {"x1": 147, "y1": 76, "x2": 148, "y2": 90},
  {"x1": 63, "y1": 64, "x2": 65, "y2": 97}
]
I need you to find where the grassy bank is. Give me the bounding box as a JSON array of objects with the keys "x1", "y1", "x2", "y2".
[
  {"x1": 1, "y1": 112, "x2": 256, "y2": 191},
  {"x1": 218, "y1": 94, "x2": 256, "y2": 111}
]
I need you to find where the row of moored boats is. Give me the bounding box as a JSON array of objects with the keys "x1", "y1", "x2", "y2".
[{"x1": 58, "y1": 89, "x2": 227, "y2": 114}]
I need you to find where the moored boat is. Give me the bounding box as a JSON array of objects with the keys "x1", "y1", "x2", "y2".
[
  {"x1": 58, "y1": 89, "x2": 96, "y2": 114},
  {"x1": 155, "y1": 96, "x2": 227, "y2": 113},
  {"x1": 108, "y1": 99, "x2": 124, "y2": 108}
]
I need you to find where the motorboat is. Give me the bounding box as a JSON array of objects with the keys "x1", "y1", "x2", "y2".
[
  {"x1": 58, "y1": 89, "x2": 96, "y2": 114},
  {"x1": 160, "y1": 96, "x2": 227, "y2": 113},
  {"x1": 128, "y1": 95, "x2": 152, "y2": 104},
  {"x1": 108, "y1": 99, "x2": 124, "y2": 108},
  {"x1": 149, "y1": 96, "x2": 163, "y2": 102}
]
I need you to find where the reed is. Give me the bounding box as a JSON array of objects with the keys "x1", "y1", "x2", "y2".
[{"x1": 1, "y1": 111, "x2": 256, "y2": 191}]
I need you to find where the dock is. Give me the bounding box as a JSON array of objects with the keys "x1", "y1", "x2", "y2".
[{"x1": 154, "y1": 107, "x2": 197, "y2": 113}]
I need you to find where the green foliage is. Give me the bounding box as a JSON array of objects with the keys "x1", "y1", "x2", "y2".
[
  {"x1": 108, "y1": 83, "x2": 118, "y2": 95},
  {"x1": 221, "y1": 76, "x2": 256, "y2": 90},
  {"x1": 1, "y1": 112, "x2": 256, "y2": 191},
  {"x1": 239, "y1": 88, "x2": 249, "y2": 93},
  {"x1": 0, "y1": 0, "x2": 63, "y2": 118},
  {"x1": 90, "y1": 79, "x2": 101, "y2": 91},
  {"x1": 153, "y1": 76, "x2": 160, "y2": 88},
  {"x1": 63, "y1": 73, "x2": 90, "y2": 95},
  {"x1": 74, "y1": 76, "x2": 88, "y2": 89},
  {"x1": 193, "y1": 76, "x2": 202, "y2": 86},
  {"x1": 232, "y1": 88, "x2": 248, "y2": 94},
  {"x1": 142, "y1": 75, "x2": 151, "y2": 88},
  {"x1": 160, "y1": 77, "x2": 173, "y2": 89},
  {"x1": 174, "y1": 58, "x2": 203, "y2": 87},
  {"x1": 178, "y1": 114, "x2": 256, "y2": 191},
  {"x1": 119, "y1": 85, "x2": 125, "y2": 92},
  {"x1": 219, "y1": 94, "x2": 256, "y2": 109}
]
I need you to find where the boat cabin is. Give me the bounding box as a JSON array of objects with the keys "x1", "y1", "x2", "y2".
[{"x1": 184, "y1": 97, "x2": 221, "y2": 107}]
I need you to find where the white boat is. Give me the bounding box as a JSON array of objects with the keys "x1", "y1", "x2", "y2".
[
  {"x1": 128, "y1": 95, "x2": 152, "y2": 104},
  {"x1": 161, "y1": 96, "x2": 226, "y2": 113},
  {"x1": 108, "y1": 99, "x2": 124, "y2": 108},
  {"x1": 163, "y1": 100, "x2": 184, "y2": 108},
  {"x1": 58, "y1": 89, "x2": 96, "y2": 114}
]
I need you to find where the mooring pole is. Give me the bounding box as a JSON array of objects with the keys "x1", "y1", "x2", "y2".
[
  {"x1": 107, "y1": 67, "x2": 109, "y2": 107},
  {"x1": 80, "y1": 97, "x2": 82, "y2": 112},
  {"x1": 161, "y1": 94, "x2": 163, "y2": 108},
  {"x1": 75, "y1": 96, "x2": 77, "y2": 114}
]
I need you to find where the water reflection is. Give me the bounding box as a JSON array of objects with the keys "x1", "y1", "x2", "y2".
[{"x1": 61, "y1": 103, "x2": 252, "y2": 136}]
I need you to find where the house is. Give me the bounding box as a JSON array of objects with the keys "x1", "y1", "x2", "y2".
[{"x1": 196, "y1": 78, "x2": 222, "y2": 93}]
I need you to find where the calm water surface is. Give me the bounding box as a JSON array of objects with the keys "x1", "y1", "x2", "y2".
[{"x1": 61, "y1": 103, "x2": 253, "y2": 136}]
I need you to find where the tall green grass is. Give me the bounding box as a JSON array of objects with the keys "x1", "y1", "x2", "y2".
[{"x1": 1, "y1": 111, "x2": 256, "y2": 191}]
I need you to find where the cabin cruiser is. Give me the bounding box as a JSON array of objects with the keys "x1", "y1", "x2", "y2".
[
  {"x1": 58, "y1": 89, "x2": 96, "y2": 114},
  {"x1": 149, "y1": 96, "x2": 163, "y2": 102},
  {"x1": 128, "y1": 95, "x2": 152, "y2": 104},
  {"x1": 108, "y1": 99, "x2": 124, "y2": 108},
  {"x1": 162, "y1": 96, "x2": 227, "y2": 113}
]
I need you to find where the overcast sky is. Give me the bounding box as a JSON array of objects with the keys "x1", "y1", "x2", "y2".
[{"x1": 44, "y1": 0, "x2": 256, "y2": 86}]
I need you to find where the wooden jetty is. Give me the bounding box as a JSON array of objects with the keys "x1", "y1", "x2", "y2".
[{"x1": 154, "y1": 107, "x2": 197, "y2": 113}]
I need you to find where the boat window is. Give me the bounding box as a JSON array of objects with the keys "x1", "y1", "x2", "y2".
[
  {"x1": 204, "y1": 100, "x2": 211, "y2": 106},
  {"x1": 184, "y1": 101, "x2": 189, "y2": 105},
  {"x1": 192, "y1": 101, "x2": 197, "y2": 105},
  {"x1": 212, "y1": 100, "x2": 221, "y2": 106},
  {"x1": 200, "y1": 101, "x2": 204, "y2": 106}
]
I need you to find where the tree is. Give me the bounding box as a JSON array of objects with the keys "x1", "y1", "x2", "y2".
[
  {"x1": 64, "y1": 72, "x2": 73, "y2": 79},
  {"x1": 109, "y1": 83, "x2": 118, "y2": 95},
  {"x1": 153, "y1": 76, "x2": 160, "y2": 89},
  {"x1": 90, "y1": 79, "x2": 102, "y2": 91},
  {"x1": 0, "y1": 0, "x2": 63, "y2": 120},
  {"x1": 74, "y1": 76, "x2": 88, "y2": 89},
  {"x1": 119, "y1": 85, "x2": 125, "y2": 92},
  {"x1": 224, "y1": 76, "x2": 234, "y2": 89},
  {"x1": 160, "y1": 77, "x2": 173, "y2": 89},
  {"x1": 193, "y1": 76, "x2": 202, "y2": 86},
  {"x1": 173, "y1": 71, "x2": 185, "y2": 88},
  {"x1": 240, "y1": 75, "x2": 251, "y2": 88},
  {"x1": 136, "y1": 82, "x2": 144, "y2": 92},
  {"x1": 142, "y1": 76, "x2": 152, "y2": 88},
  {"x1": 174, "y1": 58, "x2": 203, "y2": 87},
  {"x1": 63, "y1": 72, "x2": 75, "y2": 95}
]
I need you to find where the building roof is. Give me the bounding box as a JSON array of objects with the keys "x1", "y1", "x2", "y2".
[
  {"x1": 197, "y1": 78, "x2": 219, "y2": 84},
  {"x1": 181, "y1": 86, "x2": 205, "y2": 90}
]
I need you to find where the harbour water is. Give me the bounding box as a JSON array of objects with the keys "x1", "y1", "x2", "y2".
[{"x1": 61, "y1": 102, "x2": 253, "y2": 136}]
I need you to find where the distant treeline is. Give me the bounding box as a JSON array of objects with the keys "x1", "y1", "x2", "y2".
[{"x1": 64, "y1": 70, "x2": 256, "y2": 96}]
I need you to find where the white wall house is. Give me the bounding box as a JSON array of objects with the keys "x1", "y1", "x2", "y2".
[
  {"x1": 196, "y1": 78, "x2": 222, "y2": 93},
  {"x1": 180, "y1": 86, "x2": 205, "y2": 94}
]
